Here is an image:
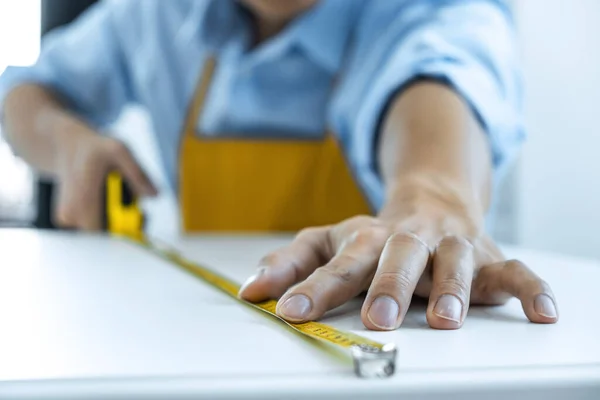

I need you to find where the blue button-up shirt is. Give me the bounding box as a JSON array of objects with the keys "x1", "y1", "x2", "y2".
[{"x1": 0, "y1": 0, "x2": 523, "y2": 211}]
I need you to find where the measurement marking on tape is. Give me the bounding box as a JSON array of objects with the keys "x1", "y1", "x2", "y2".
[{"x1": 117, "y1": 235, "x2": 397, "y2": 378}]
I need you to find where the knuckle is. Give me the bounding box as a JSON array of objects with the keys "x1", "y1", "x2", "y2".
[
  {"x1": 347, "y1": 215, "x2": 374, "y2": 225},
  {"x1": 377, "y1": 269, "x2": 414, "y2": 292},
  {"x1": 386, "y1": 232, "x2": 429, "y2": 253},
  {"x1": 258, "y1": 251, "x2": 284, "y2": 268},
  {"x1": 318, "y1": 266, "x2": 355, "y2": 285},
  {"x1": 349, "y1": 226, "x2": 388, "y2": 246},
  {"x1": 504, "y1": 259, "x2": 528, "y2": 275},
  {"x1": 296, "y1": 227, "x2": 323, "y2": 240},
  {"x1": 334, "y1": 252, "x2": 362, "y2": 267},
  {"x1": 437, "y1": 275, "x2": 471, "y2": 298},
  {"x1": 437, "y1": 235, "x2": 473, "y2": 251}
]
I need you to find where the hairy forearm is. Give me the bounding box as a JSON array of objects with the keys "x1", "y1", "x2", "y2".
[
  {"x1": 377, "y1": 81, "x2": 492, "y2": 222},
  {"x1": 2, "y1": 84, "x2": 88, "y2": 177}
]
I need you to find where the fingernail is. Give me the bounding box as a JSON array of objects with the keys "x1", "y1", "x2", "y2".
[
  {"x1": 534, "y1": 294, "x2": 557, "y2": 318},
  {"x1": 238, "y1": 268, "x2": 266, "y2": 295},
  {"x1": 279, "y1": 295, "x2": 312, "y2": 320},
  {"x1": 433, "y1": 294, "x2": 463, "y2": 323},
  {"x1": 367, "y1": 296, "x2": 399, "y2": 330}
]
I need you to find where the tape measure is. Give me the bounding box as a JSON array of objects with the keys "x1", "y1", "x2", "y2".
[{"x1": 104, "y1": 172, "x2": 397, "y2": 378}]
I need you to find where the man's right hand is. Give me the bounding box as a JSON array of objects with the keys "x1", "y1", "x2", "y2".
[
  {"x1": 53, "y1": 123, "x2": 157, "y2": 231},
  {"x1": 2, "y1": 84, "x2": 157, "y2": 231}
]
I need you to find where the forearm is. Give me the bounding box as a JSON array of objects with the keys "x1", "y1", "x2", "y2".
[
  {"x1": 2, "y1": 84, "x2": 91, "y2": 177},
  {"x1": 377, "y1": 81, "x2": 492, "y2": 222}
]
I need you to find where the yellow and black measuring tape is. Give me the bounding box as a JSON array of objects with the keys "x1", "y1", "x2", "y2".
[{"x1": 103, "y1": 172, "x2": 397, "y2": 378}]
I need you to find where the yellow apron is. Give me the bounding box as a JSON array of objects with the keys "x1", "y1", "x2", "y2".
[{"x1": 179, "y1": 56, "x2": 371, "y2": 232}]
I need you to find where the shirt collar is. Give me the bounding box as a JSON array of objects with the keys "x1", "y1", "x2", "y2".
[
  {"x1": 288, "y1": 0, "x2": 361, "y2": 73},
  {"x1": 194, "y1": 0, "x2": 249, "y2": 52},
  {"x1": 195, "y1": 0, "x2": 361, "y2": 74}
]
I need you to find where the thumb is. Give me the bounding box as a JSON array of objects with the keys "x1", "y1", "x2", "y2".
[{"x1": 107, "y1": 140, "x2": 158, "y2": 197}]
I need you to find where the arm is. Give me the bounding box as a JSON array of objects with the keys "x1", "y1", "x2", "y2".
[
  {"x1": 330, "y1": 0, "x2": 524, "y2": 214},
  {"x1": 240, "y1": 0, "x2": 558, "y2": 330},
  {"x1": 377, "y1": 81, "x2": 490, "y2": 227}
]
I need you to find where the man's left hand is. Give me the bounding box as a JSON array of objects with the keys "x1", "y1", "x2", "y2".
[{"x1": 238, "y1": 186, "x2": 558, "y2": 330}]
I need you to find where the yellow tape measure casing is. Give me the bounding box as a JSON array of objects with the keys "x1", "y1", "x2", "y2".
[{"x1": 106, "y1": 172, "x2": 144, "y2": 239}]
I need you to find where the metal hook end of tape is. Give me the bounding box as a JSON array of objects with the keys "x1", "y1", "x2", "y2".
[{"x1": 351, "y1": 343, "x2": 397, "y2": 379}]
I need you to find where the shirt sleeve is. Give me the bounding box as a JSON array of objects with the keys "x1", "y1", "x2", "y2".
[
  {"x1": 330, "y1": 0, "x2": 524, "y2": 211},
  {"x1": 0, "y1": 0, "x2": 139, "y2": 128}
]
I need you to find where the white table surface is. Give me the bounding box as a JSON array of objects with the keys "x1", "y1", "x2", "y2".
[{"x1": 0, "y1": 229, "x2": 598, "y2": 400}]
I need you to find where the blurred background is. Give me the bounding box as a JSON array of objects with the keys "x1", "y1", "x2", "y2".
[{"x1": 0, "y1": 0, "x2": 599, "y2": 259}]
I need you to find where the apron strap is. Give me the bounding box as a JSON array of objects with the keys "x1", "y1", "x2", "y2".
[{"x1": 183, "y1": 56, "x2": 217, "y2": 138}]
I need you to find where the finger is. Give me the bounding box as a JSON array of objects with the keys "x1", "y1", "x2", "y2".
[
  {"x1": 473, "y1": 259, "x2": 558, "y2": 323},
  {"x1": 361, "y1": 232, "x2": 430, "y2": 331},
  {"x1": 77, "y1": 174, "x2": 104, "y2": 231},
  {"x1": 238, "y1": 227, "x2": 331, "y2": 303},
  {"x1": 275, "y1": 226, "x2": 389, "y2": 323},
  {"x1": 54, "y1": 182, "x2": 81, "y2": 229},
  {"x1": 55, "y1": 201, "x2": 78, "y2": 229},
  {"x1": 109, "y1": 141, "x2": 158, "y2": 197},
  {"x1": 426, "y1": 236, "x2": 474, "y2": 330}
]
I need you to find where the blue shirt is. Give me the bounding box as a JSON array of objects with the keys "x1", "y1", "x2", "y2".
[{"x1": 0, "y1": 0, "x2": 523, "y2": 211}]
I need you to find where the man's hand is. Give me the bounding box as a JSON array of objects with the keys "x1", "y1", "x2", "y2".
[
  {"x1": 238, "y1": 181, "x2": 558, "y2": 330},
  {"x1": 52, "y1": 121, "x2": 157, "y2": 231},
  {"x1": 2, "y1": 84, "x2": 157, "y2": 231}
]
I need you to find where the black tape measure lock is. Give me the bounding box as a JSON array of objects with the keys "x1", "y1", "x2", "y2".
[{"x1": 104, "y1": 172, "x2": 397, "y2": 378}]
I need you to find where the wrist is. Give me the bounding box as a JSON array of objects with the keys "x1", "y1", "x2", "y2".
[{"x1": 378, "y1": 174, "x2": 485, "y2": 227}]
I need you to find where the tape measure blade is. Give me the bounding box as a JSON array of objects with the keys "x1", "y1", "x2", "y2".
[
  {"x1": 117, "y1": 235, "x2": 395, "y2": 377},
  {"x1": 138, "y1": 238, "x2": 242, "y2": 298},
  {"x1": 140, "y1": 237, "x2": 385, "y2": 347}
]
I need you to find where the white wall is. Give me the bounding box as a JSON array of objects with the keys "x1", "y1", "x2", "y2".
[
  {"x1": 0, "y1": 0, "x2": 40, "y2": 220},
  {"x1": 0, "y1": 0, "x2": 40, "y2": 73},
  {"x1": 514, "y1": 0, "x2": 600, "y2": 259}
]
